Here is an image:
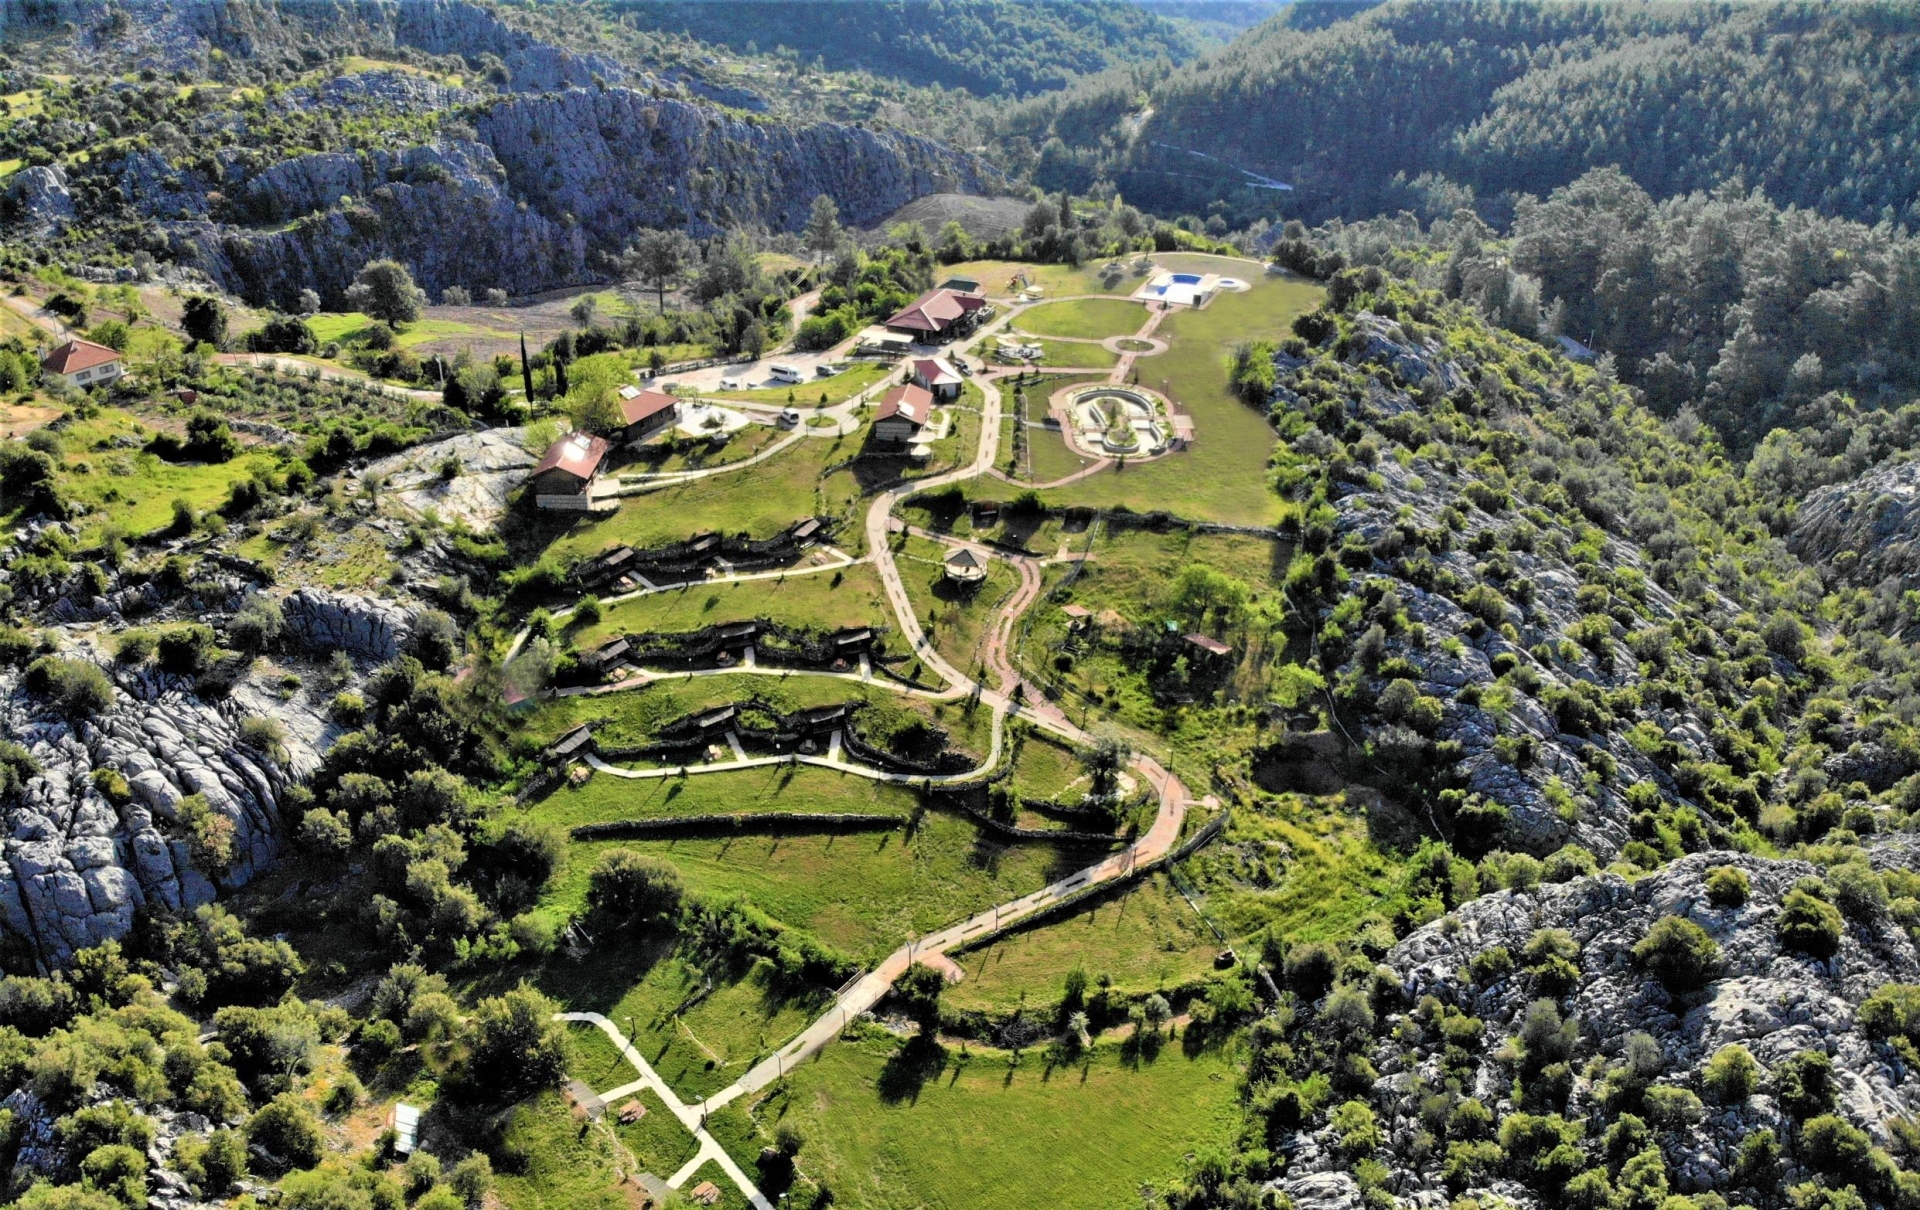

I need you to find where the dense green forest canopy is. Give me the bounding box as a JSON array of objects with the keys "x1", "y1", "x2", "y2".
[
  {"x1": 606, "y1": 0, "x2": 1206, "y2": 96},
  {"x1": 1026, "y1": 0, "x2": 1920, "y2": 228}
]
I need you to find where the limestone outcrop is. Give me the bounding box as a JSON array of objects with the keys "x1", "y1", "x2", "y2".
[
  {"x1": 0, "y1": 666, "x2": 294, "y2": 971},
  {"x1": 281, "y1": 587, "x2": 415, "y2": 661}
]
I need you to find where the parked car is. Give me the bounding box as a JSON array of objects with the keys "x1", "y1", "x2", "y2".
[
  {"x1": 719, "y1": 377, "x2": 742, "y2": 390},
  {"x1": 781, "y1": 408, "x2": 803, "y2": 426}
]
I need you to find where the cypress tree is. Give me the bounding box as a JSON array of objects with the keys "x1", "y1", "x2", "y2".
[{"x1": 519, "y1": 333, "x2": 535, "y2": 402}]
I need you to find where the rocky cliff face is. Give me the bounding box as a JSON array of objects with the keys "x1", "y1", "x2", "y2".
[
  {"x1": 0, "y1": 662, "x2": 296, "y2": 971},
  {"x1": 1789, "y1": 459, "x2": 1920, "y2": 585},
  {"x1": 473, "y1": 87, "x2": 996, "y2": 243},
  {"x1": 176, "y1": 139, "x2": 588, "y2": 308},
  {"x1": 1282, "y1": 843, "x2": 1920, "y2": 1208},
  {"x1": 172, "y1": 86, "x2": 995, "y2": 304}
]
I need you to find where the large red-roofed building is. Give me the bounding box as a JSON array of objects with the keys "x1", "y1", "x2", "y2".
[{"x1": 883, "y1": 287, "x2": 988, "y2": 341}]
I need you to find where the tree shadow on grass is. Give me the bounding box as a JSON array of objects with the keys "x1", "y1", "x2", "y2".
[
  {"x1": 1120, "y1": 1028, "x2": 1165, "y2": 1069},
  {"x1": 877, "y1": 1034, "x2": 948, "y2": 1105}
]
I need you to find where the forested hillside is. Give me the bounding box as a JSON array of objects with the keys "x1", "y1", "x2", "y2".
[
  {"x1": 1027, "y1": 1, "x2": 1920, "y2": 228},
  {"x1": 608, "y1": 0, "x2": 1203, "y2": 96},
  {"x1": 1273, "y1": 167, "x2": 1920, "y2": 454}
]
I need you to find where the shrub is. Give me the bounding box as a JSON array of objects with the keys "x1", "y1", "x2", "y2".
[
  {"x1": 1284, "y1": 942, "x2": 1338, "y2": 1000},
  {"x1": 1801, "y1": 1114, "x2": 1873, "y2": 1174},
  {"x1": 1467, "y1": 946, "x2": 1514, "y2": 984},
  {"x1": 323, "y1": 1072, "x2": 363, "y2": 1114},
  {"x1": 25, "y1": 656, "x2": 115, "y2": 718},
  {"x1": 298, "y1": 808, "x2": 353, "y2": 860},
  {"x1": 585, "y1": 849, "x2": 684, "y2": 929},
  {"x1": 1631, "y1": 915, "x2": 1720, "y2": 994},
  {"x1": 1705, "y1": 866, "x2": 1750, "y2": 907},
  {"x1": 1702, "y1": 1044, "x2": 1760, "y2": 1103},
  {"x1": 1829, "y1": 861, "x2": 1888, "y2": 920},
  {"x1": 1778, "y1": 885, "x2": 1845, "y2": 958},
  {"x1": 177, "y1": 793, "x2": 236, "y2": 871},
  {"x1": 1330, "y1": 1100, "x2": 1381, "y2": 1156},
  {"x1": 156, "y1": 624, "x2": 216, "y2": 674},
  {"x1": 456, "y1": 984, "x2": 571, "y2": 1101},
  {"x1": 356, "y1": 1017, "x2": 402, "y2": 1065},
  {"x1": 246, "y1": 315, "x2": 318, "y2": 355},
  {"x1": 246, "y1": 1093, "x2": 324, "y2": 1168},
  {"x1": 80, "y1": 1143, "x2": 146, "y2": 1207},
  {"x1": 1541, "y1": 845, "x2": 1596, "y2": 883},
  {"x1": 449, "y1": 1154, "x2": 493, "y2": 1208},
  {"x1": 1773, "y1": 1049, "x2": 1837, "y2": 1119},
  {"x1": 1641, "y1": 1084, "x2": 1704, "y2": 1129}
]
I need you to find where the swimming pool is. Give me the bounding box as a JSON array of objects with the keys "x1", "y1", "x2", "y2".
[{"x1": 1169, "y1": 273, "x2": 1204, "y2": 285}]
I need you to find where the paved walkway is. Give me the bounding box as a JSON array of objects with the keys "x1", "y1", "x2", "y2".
[
  {"x1": 559, "y1": 1012, "x2": 775, "y2": 1210},
  {"x1": 541, "y1": 278, "x2": 1209, "y2": 1177}
]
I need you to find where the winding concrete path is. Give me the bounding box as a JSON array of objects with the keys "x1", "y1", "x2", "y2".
[{"x1": 543, "y1": 277, "x2": 1209, "y2": 1192}]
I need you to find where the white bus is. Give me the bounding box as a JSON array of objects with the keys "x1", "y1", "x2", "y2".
[{"x1": 768, "y1": 363, "x2": 804, "y2": 384}]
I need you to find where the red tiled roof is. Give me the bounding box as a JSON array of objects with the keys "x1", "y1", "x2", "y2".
[
  {"x1": 618, "y1": 386, "x2": 679, "y2": 427},
  {"x1": 884, "y1": 288, "x2": 986, "y2": 333},
  {"x1": 532, "y1": 433, "x2": 609, "y2": 482},
  {"x1": 875, "y1": 383, "x2": 933, "y2": 427},
  {"x1": 41, "y1": 338, "x2": 121, "y2": 374},
  {"x1": 911, "y1": 358, "x2": 962, "y2": 388}
]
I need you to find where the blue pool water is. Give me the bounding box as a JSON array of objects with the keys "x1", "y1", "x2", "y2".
[
  {"x1": 1170, "y1": 273, "x2": 1204, "y2": 285},
  {"x1": 1143, "y1": 284, "x2": 1168, "y2": 295}
]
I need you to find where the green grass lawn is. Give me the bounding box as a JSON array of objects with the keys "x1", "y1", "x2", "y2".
[
  {"x1": 493, "y1": 1091, "x2": 638, "y2": 1210},
  {"x1": 9, "y1": 408, "x2": 274, "y2": 545},
  {"x1": 943, "y1": 259, "x2": 1144, "y2": 301},
  {"x1": 574, "y1": 560, "x2": 889, "y2": 647},
  {"x1": 1013, "y1": 298, "x2": 1148, "y2": 341},
  {"x1": 552, "y1": 955, "x2": 829, "y2": 1104},
  {"x1": 748, "y1": 1029, "x2": 1242, "y2": 1210},
  {"x1": 1189, "y1": 792, "x2": 1408, "y2": 947},
  {"x1": 543, "y1": 810, "x2": 1108, "y2": 964},
  {"x1": 992, "y1": 337, "x2": 1119, "y2": 369},
  {"x1": 304, "y1": 311, "x2": 517, "y2": 349},
  {"x1": 703, "y1": 361, "x2": 889, "y2": 407},
  {"x1": 541, "y1": 432, "x2": 870, "y2": 563},
  {"x1": 620, "y1": 424, "x2": 787, "y2": 476},
  {"x1": 522, "y1": 674, "x2": 963, "y2": 749},
  {"x1": 529, "y1": 763, "x2": 925, "y2": 835},
  {"x1": 613, "y1": 1087, "x2": 702, "y2": 1178},
  {"x1": 895, "y1": 534, "x2": 1018, "y2": 681},
  {"x1": 1012, "y1": 270, "x2": 1323, "y2": 525},
  {"x1": 1006, "y1": 528, "x2": 1290, "y2": 744},
  {"x1": 1020, "y1": 422, "x2": 1099, "y2": 484},
  {"x1": 945, "y1": 873, "x2": 1223, "y2": 1013},
  {"x1": 1004, "y1": 728, "x2": 1085, "y2": 800}
]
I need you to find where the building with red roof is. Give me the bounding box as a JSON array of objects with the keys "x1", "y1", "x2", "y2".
[
  {"x1": 873, "y1": 383, "x2": 934, "y2": 442},
  {"x1": 40, "y1": 338, "x2": 124, "y2": 388},
  {"x1": 883, "y1": 287, "x2": 988, "y2": 341},
  {"x1": 530, "y1": 433, "x2": 611, "y2": 509},
  {"x1": 909, "y1": 357, "x2": 963, "y2": 400},
  {"x1": 616, "y1": 384, "x2": 681, "y2": 444}
]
